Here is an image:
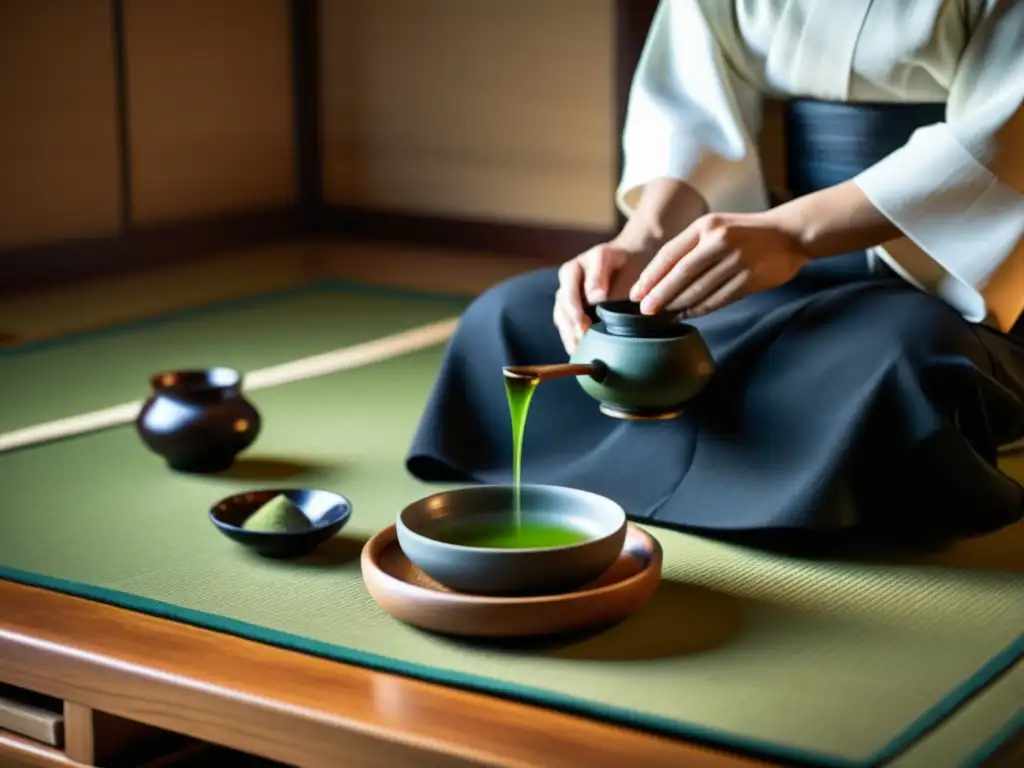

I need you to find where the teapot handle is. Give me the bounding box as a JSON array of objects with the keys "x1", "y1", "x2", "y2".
[{"x1": 502, "y1": 362, "x2": 607, "y2": 383}]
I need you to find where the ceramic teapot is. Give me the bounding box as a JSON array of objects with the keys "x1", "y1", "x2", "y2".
[{"x1": 503, "y1": 301, "x2": 715, "y2": 420}]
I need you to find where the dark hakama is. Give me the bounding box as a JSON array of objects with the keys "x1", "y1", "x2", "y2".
[{"x1": 406, "y1": 101, "x2": 1024, "y2": 540}]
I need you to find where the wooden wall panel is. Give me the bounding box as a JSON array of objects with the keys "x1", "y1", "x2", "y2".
[
  {"x1": 320, "y1": 0, "x2": 617, "y2": 230},
  {"x1": 123, "y1": 0, "x2": 296, "y2": 225},
  {"x1": 0, "y1": 0, "x2": 122, "y2": 250}
]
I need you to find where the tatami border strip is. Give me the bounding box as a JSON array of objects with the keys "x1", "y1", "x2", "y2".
[{"x1": 0, "y1": 317, "x2": 458, "y2": 455}]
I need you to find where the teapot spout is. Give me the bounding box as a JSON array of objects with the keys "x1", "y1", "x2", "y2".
[{"x1": 502, "y1": 362, "x2": 607, "y2": 384}]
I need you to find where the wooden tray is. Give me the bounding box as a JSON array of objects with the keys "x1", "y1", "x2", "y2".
[{"x1": 361, "y1": 522, "x2": 662, "y2": 637}]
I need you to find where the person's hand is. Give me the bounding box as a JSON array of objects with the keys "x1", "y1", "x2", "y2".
[
  {"x1": 629, "y1": 213, "x2": 810, "y2": 317},
  {"x1": 554, "y1": 241, "x2": 650, "y2": 353}
]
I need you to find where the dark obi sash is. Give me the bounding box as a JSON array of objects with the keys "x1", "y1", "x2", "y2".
[
  {"x1": 405, "y1": 99, "x2": 1024, "y2": 541},
  {"x1": 784, "y1": 99, "x2": 946, "y2": 195}
]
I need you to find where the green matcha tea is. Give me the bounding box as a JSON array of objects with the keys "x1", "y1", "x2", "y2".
[
  {"x1": 504, "y1": 374, "x2": 540, "y2": 525},
  {"x1": 436, "y1": 521, "x2": 590, "y2": 549},
  {"x1": 243, "y1": 494, "x2": 311, "y2": 533}
]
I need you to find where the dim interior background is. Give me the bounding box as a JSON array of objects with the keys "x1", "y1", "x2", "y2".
[{"x1": 0, "y1": 0, "x2": 787, "y2": 337}]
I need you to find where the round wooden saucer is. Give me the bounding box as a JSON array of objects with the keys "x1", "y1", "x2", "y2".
[{"x1": 361, "y1": 522, "x2": 662, "y2": 638}]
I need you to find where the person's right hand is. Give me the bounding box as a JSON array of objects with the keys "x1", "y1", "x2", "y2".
[{"x1": 553, "y1": 242, "x2": 649, "y2": 354}]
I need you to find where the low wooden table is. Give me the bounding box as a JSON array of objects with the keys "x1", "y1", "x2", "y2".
[{"x1": 0, "y1": 579, "x2": 773, "y2": 768}]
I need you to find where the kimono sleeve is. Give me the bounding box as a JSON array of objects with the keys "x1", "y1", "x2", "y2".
[
  {"x1": 615, "y1": 0, "x2": 768, "y2": 217},
  {"x1": 854, "y1": 0, "x2": 1024, "y2": 330}
]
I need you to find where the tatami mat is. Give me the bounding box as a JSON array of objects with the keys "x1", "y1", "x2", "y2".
[
  {"x1": 1, "y1": 332, "x2": 1020, "y2": 767},
  {"x1": 0, "y1": 280, "x2": 468, "y2": 434}
]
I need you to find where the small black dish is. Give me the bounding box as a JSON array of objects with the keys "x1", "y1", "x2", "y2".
[{"x1": 209, "y1": 488, "x2": 352, "y2": 558}]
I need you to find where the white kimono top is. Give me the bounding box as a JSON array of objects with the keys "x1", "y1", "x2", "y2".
[{"x1": 617, "y1": 0, "x2": 1024, "y2": 331}]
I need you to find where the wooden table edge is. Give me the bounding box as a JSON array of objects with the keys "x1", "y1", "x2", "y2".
[{"x1": 0, "y1": 579, "x2": 768, "y2": 768}]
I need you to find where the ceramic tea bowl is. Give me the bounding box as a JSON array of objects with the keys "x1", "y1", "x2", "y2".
[{"x1": 396, "y1": 484, "x2": 627, "y2": 596}]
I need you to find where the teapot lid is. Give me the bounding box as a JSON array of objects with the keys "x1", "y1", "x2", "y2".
[{"x1": 595, "y1": 301, "x2": 690, "y2": 338}]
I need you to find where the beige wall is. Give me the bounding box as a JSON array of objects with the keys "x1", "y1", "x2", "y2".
[
  {"x1": 123, "y1": 0, "x2": 296, "y2": 224},
  {"x1": 0, "y1": 0, "x2": 122, "y2": 249},
  {"x1": 319, "y1": 0, "x2": 619, "y2": 231},
  {"x1": 0, "y1": 0, "x2": 789, "y2": 256},
  {"x1": 0, "y1": 0, "x2": 296, "y2": 253}
]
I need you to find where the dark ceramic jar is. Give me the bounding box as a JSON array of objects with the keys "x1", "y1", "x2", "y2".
[
  {"x1": 135, "y1": 367, "x2": 261, "y2": 473},
  {"x1": 569, "y1": 301, "x2": 715, "y2": 419}
]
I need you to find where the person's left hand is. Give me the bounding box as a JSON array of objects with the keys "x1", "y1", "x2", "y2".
[{"x1": 628, "y1": 213, "x2": 810, "y2": 317}]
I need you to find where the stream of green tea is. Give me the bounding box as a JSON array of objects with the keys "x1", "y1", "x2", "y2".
[
  {"x1": 504, "y1": 375, "x2": 540, "y2": 528},
  {"x1": 477, "y1": 372, "x2": 591, "y2": 550}
]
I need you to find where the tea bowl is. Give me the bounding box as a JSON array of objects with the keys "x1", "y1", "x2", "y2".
[{"x1": 396, "y1": 484, "x2": 627, "y2": 595}]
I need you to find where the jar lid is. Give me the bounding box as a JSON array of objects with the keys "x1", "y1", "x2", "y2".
[{"x1": 595, "y1": 301, "x2": 691, "y2": 338}]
